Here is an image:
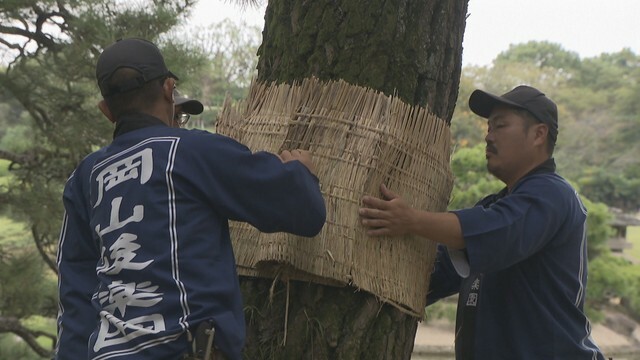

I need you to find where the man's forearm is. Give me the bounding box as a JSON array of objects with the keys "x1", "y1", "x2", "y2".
[{"x1": 409, "y1": 210, "x2": 465, "y2": 249}]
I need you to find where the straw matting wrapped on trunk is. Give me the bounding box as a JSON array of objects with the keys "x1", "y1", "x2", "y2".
[{"x1": 217, "y1": 77, "x2": 454, "y2": 316}]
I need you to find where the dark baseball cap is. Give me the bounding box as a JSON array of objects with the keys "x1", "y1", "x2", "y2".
[
  {"x1": 174, "y1": 90, "x2": 204, "y2": 115},
  {"x1": 468, "y1": 85, "x2": 558, "y2": 144},
  {"x1": 96, "y1": 38, "x2": 178, "y2": 97}
]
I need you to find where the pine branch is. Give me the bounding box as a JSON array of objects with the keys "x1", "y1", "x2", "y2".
[
  {"x1": 0, "y1": 149, "x2": 32, "y2": 165},
  {"x1": 0, "y1": 316, "x2": 55, "y2": 358},
  {"x1": 32, "y1": 226, "x2": 59, "y2": 275}
]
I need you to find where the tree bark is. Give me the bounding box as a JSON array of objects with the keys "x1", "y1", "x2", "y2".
[
  {"x1": 241, "y1": 277, "x2": 418, "y2": 360},
  {"x1": 256, "y1": 0, "x2": 467, "y2": 119},
  {"x1": 244, "y1": 0, "x2": 468, "y2": 359}
]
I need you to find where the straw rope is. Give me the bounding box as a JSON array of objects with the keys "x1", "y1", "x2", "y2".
[{"x1": 217, "y1": 77, "x2": 454, "y2": 316}]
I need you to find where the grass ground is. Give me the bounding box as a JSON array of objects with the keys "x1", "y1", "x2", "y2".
[{"x1": 626, "y1": 226, "x2": 640, "y2": 261}]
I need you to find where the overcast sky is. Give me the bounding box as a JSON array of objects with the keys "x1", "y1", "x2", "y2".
[{"x1": 189, "y1": 0, "x2": 640, "y2": 66}]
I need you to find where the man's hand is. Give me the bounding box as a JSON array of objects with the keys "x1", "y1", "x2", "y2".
[
  {"x1": 359, "y1": 184, "x2": 416, "y2": 236},
  {"x1": 360, "y1": 184, "x2": 465, "y2": 248},
  {"x1": 280, "y1": 149, "x2": 317, "y2": 177}
]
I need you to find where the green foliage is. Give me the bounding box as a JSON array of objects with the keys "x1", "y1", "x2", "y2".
[
  {"x1": 0, "y1": 85, "x2": 25, "y2": 142},
  {"x1": 0, "y1": 124, "x2": 32, "y2": 153},
  {"x1": 0, "y1": 251, "x2": 57, "y2": 318},
  {"x1": 22, "y1": 316, "x2": 57, "y2": 349},
  {"x1": 626, "y1": 226, "x2": 640, "y2": 260},
  {"x1": 581, "y1": 196, "x2": 613, "y2": 260},
  {"x1": 586, "y1": 253, "x2": 640, "y2": 321},
  {"x1": 186, "y1": 19, "x2": 261, "y2": 90},
  {"x1": 0, "y1": 159, "x2": 9, "y2": 178},
  {"x1": 175, "y1": 19, "x2": 262, "y2": 127},
  {"x1": 0, "y1": 334, "x2": 42, "y2": 360},
  {"x1": 0, "y1": 315, "x2": 54, "y2": 358},
  {"x1": 494, "y1": 41, "x2": 581, "y2": 71},
  {"x1": 0, "y1": 2, "x2": 207, "y2": 263},
  {"x1": 424, "y1": 298, "x2": 457, "y2": 324},
  {"x1": 0, "y1": 217, "x2": 29, "y2": 246},
  {"x1": 450, "y1": 68, "x2": 488, "y2": 147},
  {"x1": 448, "y1": 144, "x2": 503, "y2": 209},
  {"x1": 578, "y1": 167, "x2": 640, "y2": 211}
]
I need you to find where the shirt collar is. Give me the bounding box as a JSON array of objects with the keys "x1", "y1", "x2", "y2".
[
  {"x1": 525, "y1": 157, "x2": 556, "y2": 176},
  {"x1": 479, "y1": 158, "x2": 556, "y2": 207},
  {"x1": 113, "y1": 113, "x2": 167, "y2": 139}
]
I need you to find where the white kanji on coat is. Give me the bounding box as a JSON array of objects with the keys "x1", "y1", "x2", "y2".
[
  {"x1": 94, "y1": 148, "x2": 153, "y2": 207},
  {"x1": 466, "y1": 293, "x2": 478, "y2": 307},
  {"x1": 95, "y1": 197, "x2": 144, "y2": 236},
  {"x1": 97, "y1": 233, "x2": 153, "y2": 275}
]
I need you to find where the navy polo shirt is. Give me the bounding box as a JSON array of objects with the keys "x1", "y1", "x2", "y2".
[
  {"x1": 428, "y1": 159, "x2": 605, "y2": 360},
  {"x1": 55, "y1": 115, "x2": 326, "y2": 359}
]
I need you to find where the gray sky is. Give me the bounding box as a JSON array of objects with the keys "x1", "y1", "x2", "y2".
[{"x1": 191, "y1": 0, "x2": 640, "y2": 66}]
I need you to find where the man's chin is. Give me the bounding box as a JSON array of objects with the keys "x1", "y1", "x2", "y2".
[{"x1": 486, "y1": 162, "x2": 499, "y2": 178}]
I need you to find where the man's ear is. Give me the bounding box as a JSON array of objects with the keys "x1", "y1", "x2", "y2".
[
  {"x1": 163, "y1": 77, "x2": 176, "y2": 104},
  {"x1": 98, "y1": 100, "x2": 116, "y2": 124},
  {"x1": 533, "y1": 123, "x2": 549, "y2": 146}
]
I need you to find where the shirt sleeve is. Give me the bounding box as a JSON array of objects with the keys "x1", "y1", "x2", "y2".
[
  {"x1": 426, "y1": 244, "x2": 463, "y2": 305},
  {"x1": 55, "y1": 171, "x2": 100, "y2": 359},
  {"x1": 188, "y1": 133, "x2": 326, "y2": 237},
  {"x1": 451, "y1": 176, "x2": 567, "y2": 274}
]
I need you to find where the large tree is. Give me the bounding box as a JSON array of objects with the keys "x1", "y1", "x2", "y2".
[{"x1": 238, "y1": 1, "x2": 469, "y2": 358}]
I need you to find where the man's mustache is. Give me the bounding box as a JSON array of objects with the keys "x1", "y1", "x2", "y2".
[{"x1": 486, "y1": 143, "x2": 497, "y2": 154}]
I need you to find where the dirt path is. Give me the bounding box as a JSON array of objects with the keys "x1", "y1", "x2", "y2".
[{"x1": 413, "y1": 320, "x2": 639, "y2": 358}]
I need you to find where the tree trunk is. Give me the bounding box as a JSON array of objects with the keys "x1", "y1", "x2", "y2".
[
  {"x1": 256, "y1": 0, "x2": 467, "y2": 120},
  {"x1": 243, "y1": 0, "x2": 468, "y2": 359},
  {"x1": 241, "y1": 277, "x2": 418, "y2": 360}
]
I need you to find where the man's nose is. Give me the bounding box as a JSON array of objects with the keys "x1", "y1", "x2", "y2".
[{"x1": 485, "y1": 131, "x2": 493, "y2": 143}]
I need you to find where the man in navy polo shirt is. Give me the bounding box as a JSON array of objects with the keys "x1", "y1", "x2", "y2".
[
  {"x1": 359, "y1": 85, "x2": 605, "y2": 359},
  {"x1": 55, "y1": 38, "x2": 326, "y2": 360},
  {"x1": 172, "y1": 89, "x2": 204, "y2": 128}
]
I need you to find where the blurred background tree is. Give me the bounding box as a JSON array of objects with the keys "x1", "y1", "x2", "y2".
[{"x1": 173, "y1": 19, "x2": 261, "y2": 128}]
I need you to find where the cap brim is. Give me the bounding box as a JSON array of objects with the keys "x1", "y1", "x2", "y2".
[
  {"x1": 175, "y1": 98, "x2": 204, "y2": 115},
  {"x1": 468, "y1": 89, "x2": 525, "y2": 118}
]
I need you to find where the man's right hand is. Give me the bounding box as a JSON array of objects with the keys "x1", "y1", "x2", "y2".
[{"x1": 280, "y1": 149, "x2": 317, "y2": 177}]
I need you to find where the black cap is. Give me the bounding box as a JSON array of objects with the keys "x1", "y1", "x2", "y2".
[
  {"x1": 469, "y1": 85, "x2": 558, "y2": 144},
  {"x1": 96, "y1": 38, "x2": 178, "y2": 97},
  {"x1": 174, "y1": 90, "x2": 204, "y2": 115}
]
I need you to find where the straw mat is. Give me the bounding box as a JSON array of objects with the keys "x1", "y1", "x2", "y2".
[{"x1": 217, "y1": 77, "x2": 454, "y2": 316}]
